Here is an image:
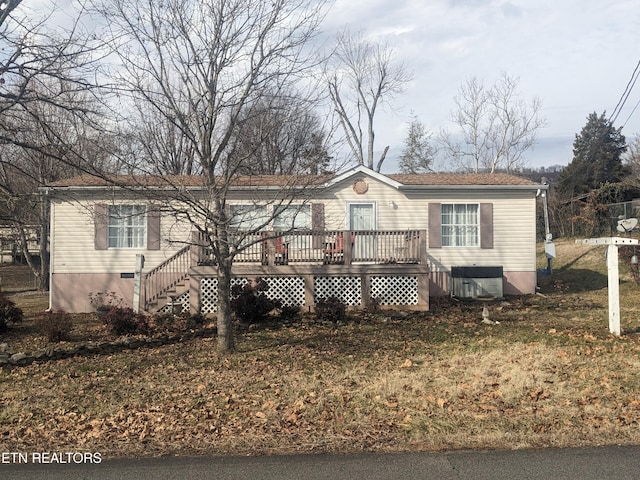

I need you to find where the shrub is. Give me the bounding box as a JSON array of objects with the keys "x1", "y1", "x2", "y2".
[
  {"x1": 103, "y1": 307, "x2": 149, "y2": 336},
  {"x1": 315, "y1": 296, "x2": 346, "y2": 323},
  {"x1": 39, "y1": 310, "x2": 73, "y2": 342},
  {"x1": 185, "y1": 312, "x2": 207, "y2": 330},
  {"x1": 151, "y1": 312, "x2": 178, "y2": 332},
  {"x1": 230, "y1": 278, "x2": 281, "y2": 324},
  {"x1": 151, "y1": 310, "x2": 208, "y2": 333},
  {"x1": 279, "y1": 304, "x2": 301, "y2": 322},
  {"x1": 0, "y1": 294, "x2": 23, "y2": 331}
]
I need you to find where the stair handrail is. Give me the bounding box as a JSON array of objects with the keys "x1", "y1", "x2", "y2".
[{"x1": 143, "y1": 245, "x2": 191, "y2": 311}]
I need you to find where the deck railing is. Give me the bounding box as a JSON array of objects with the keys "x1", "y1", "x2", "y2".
[
  {"x1": 351, "y1": 230, "x2": 422, "y2": 263},
  {"x1": 192, "y1": 230, "x2": 425, "y2": 266}
]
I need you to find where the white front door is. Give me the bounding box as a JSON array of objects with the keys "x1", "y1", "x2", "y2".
[{"x1": 349, "y1": 203, "x2": 376, "y2": 260}]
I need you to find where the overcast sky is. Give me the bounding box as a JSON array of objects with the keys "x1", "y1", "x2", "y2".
[
  {"x1": 14, "y1": 0, "x2": 640, "y2": 173},
  {"x1": 324, "y1": 0, "x2": 640, "y2": 172}
]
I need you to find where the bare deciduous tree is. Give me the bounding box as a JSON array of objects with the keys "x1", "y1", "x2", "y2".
[
  {"x1": 0, "y1": 0, "x2": 21, "y2": 28},
  {"x1": 92, "y1": 0, "x2": 330, "y2": 353},
  {"x1": 133, "y1": 107, "x2": 198, "y2": 175},
  {"x1": 1, "y1": 2, "x2": 99, "y2": 126},
  {"x1": 326, "y1": 30, "x2": 411, "y2": 172},
  {"x1": 623, "y1": 134, "x2": 640, "y2": 178},
  {"x1": 129, "y1": 94, "x2": 333, "y2": 177},
  {"x1": 0, "y1": 1, "x2": 106, "y2": 288},
  {"x1": 0, "y1": 82, "x2": 112, "y2": 289},
  {"x1": 232, "y1": 94, "x2": 332, "y2": 175},
  {"x1": 440, "y1": 72, "x2": 546, "y2": 173}
]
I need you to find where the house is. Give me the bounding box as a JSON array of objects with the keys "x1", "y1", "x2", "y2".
[
  {"x1": 0, "y1": 225, "x2": 41, "y2": 264},
  {"x1": 43, "y1": 166, "x2": 547, "y2": 314}
]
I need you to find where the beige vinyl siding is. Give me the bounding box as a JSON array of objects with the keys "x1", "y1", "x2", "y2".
[
  {"x1": 316, "y1": 177, "x2": 424, "y2": 230},
  {"x1": 241, "y1": 176, "x2": 538, "y2": 275},
  {"x1": 51, "y1": 199, "x2": 190, "y2": 274},
  {"x1": 318, "y1": 176, "x2": 536, "y2": 273},
  {"x1": 424, "y1": 191, "x2": 537, "y2": 273},
  {"x1": 50, "y1": 175, "x2": 537, "y2": 275}
]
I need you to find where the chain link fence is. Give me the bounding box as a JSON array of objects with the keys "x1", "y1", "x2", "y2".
[{"x1": 0, "y1": 265, "x2": 39, "y2": 292}]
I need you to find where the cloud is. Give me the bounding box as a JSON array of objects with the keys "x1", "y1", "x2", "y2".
[{"x1": 500, "y1": 2, "x2": 522, "y2": 17}]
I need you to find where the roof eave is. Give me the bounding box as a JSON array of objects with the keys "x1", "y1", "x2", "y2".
[
  {"x1": 42, "y1": 183, "x2": 321, "y2": 193},
  {"x1": 326, "y1": 165, "x2": 403, "y2": 190},
  {"x1": 398, "y1": 183, "x2": 548, "y2": 191}
]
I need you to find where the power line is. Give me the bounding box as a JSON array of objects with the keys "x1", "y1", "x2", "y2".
[
  {"x1": 621, "y1": 96, "x2": 640, "y2": 129},
  {"x1": 611, "y1": 58, "x2": 640, "y2": 124}
]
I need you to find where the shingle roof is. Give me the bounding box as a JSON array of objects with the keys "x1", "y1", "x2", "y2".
[
  {"x1": 46, "y1": 173, "x2": 332, "y2": 188},
  {"x1": 387, "y1": 172, "x2": 538, "y2": 186},
  {"x1": 46, "y1": 171, "x2": 539, "y2": 189}
]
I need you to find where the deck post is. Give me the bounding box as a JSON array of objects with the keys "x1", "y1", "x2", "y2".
[
  {"x1": 343, "y1": 230, "x2": 353, "y2": 265},
  {"x1": 303, "y1": 274, "x2": 315, "y2": 312},
  {"x1": 266, "y1": 236, "x2": 275, "y2": 266},
  {"x1": 189, "y1": 273, "x2": 200, "y2": 314},
  {"x1": 190, "y1": 231, "x2": 201, "y2": 266},
  {"x1": 419, "y1": 230, "x2": 428, "y2": 265},
  {"x1": 417, "y1": 273, "x2": 430, "y2": 308}
]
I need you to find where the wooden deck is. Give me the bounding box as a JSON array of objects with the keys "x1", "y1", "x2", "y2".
[{"x1": 144, "y1": 230, "x2": 431, "y2": 313}]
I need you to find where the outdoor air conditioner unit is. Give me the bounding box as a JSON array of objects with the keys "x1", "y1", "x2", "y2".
[{"x1": 450, "y1": 266, "x2": 504, "y2": 299}]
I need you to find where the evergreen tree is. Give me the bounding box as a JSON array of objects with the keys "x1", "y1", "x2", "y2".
[
  {"x1": 558, "y1": 112, "x2": 628, "y2": 198},
  {"x1": 398, "y1": 114, "x2": 435, "y2": 173}
]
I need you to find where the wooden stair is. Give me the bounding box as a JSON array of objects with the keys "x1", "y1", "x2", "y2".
[
  {"x1": 143, "y1": 245, "x2": 190, "y2": 313},
  {"x1": 146, "y1": 281, "x2": 190, "y2": 314}
]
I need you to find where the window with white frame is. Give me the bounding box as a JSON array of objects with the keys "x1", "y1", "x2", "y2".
[
  {"x1": 273, "y1": 205, "x2": 311, "y2": 231},
  {"x1": 274, "y1": 205, "x2": 312, "y2": 249},
  {"x1": 441, "y1": 203, "x2": 479, "y2": 247},
  {"x1": 108, "y1": 205, "x2": 146, "y2": 248},
  {"x1": 229, "y1": 205, "x2": 268, "y2": 231}
]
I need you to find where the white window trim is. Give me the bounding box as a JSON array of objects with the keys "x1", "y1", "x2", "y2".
[
  {"x1": 441, "y1": 202, "x2": 480, "y2": 248},
  {"x1": 107, "y1": 204, "x2": 147, "y2": 249},
  {"x1": 229, "y1": 204, "x2": 269, "y2": 231},
  {"x1": 273, "y1": 204, "x2": 312, "y2": 232}
]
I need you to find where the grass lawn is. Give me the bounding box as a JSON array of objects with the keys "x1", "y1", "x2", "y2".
[{"x1": 1, "y1": 238, "x2": 640, "y2": 458}]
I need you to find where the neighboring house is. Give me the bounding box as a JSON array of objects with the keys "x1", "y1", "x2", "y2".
[
  {"x1": 0, "y1": 225, "x2": 40, "y2": 264},
  {"x1": 44, "y1": 166, "x2": 547, "y2": 314}
]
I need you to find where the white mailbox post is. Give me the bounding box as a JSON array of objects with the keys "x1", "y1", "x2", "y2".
[{"x1": 575, "y1": 237, "x2": 639, "y2": 336}]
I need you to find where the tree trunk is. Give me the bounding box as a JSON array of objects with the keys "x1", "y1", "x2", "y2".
[
  {"x1": 16, "y1": 227, "x2": 44, "y2": 291},
  {"x1": 39, "y1": 238, "x2": 50, "y2": 291},
  {"x1": 216, "y1": 257, "x2": 235, "y2": 353},
  {"x1": 38, "y1": 198, "x2": 50, "y2": 291},
  {"x1": 375, "y1": 146, "x2": 389, "y2": 172}
]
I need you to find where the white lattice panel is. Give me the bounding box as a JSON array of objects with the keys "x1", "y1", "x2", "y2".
[
  {"x1": 370, "y1": 276, "x2": 418, "y2": 306},
  {"x1": 200, "y1": 277, "x2": 247, "y2": 314},
  {"x1": 262, "y1": 277, "x2": 305, "y2": 306},
  {"x1": 158, "y1": 290, "x2": 190, "y2": 314},
  {"x1": 314, "y1": 276, "x2": 361, "y2": 305}
]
